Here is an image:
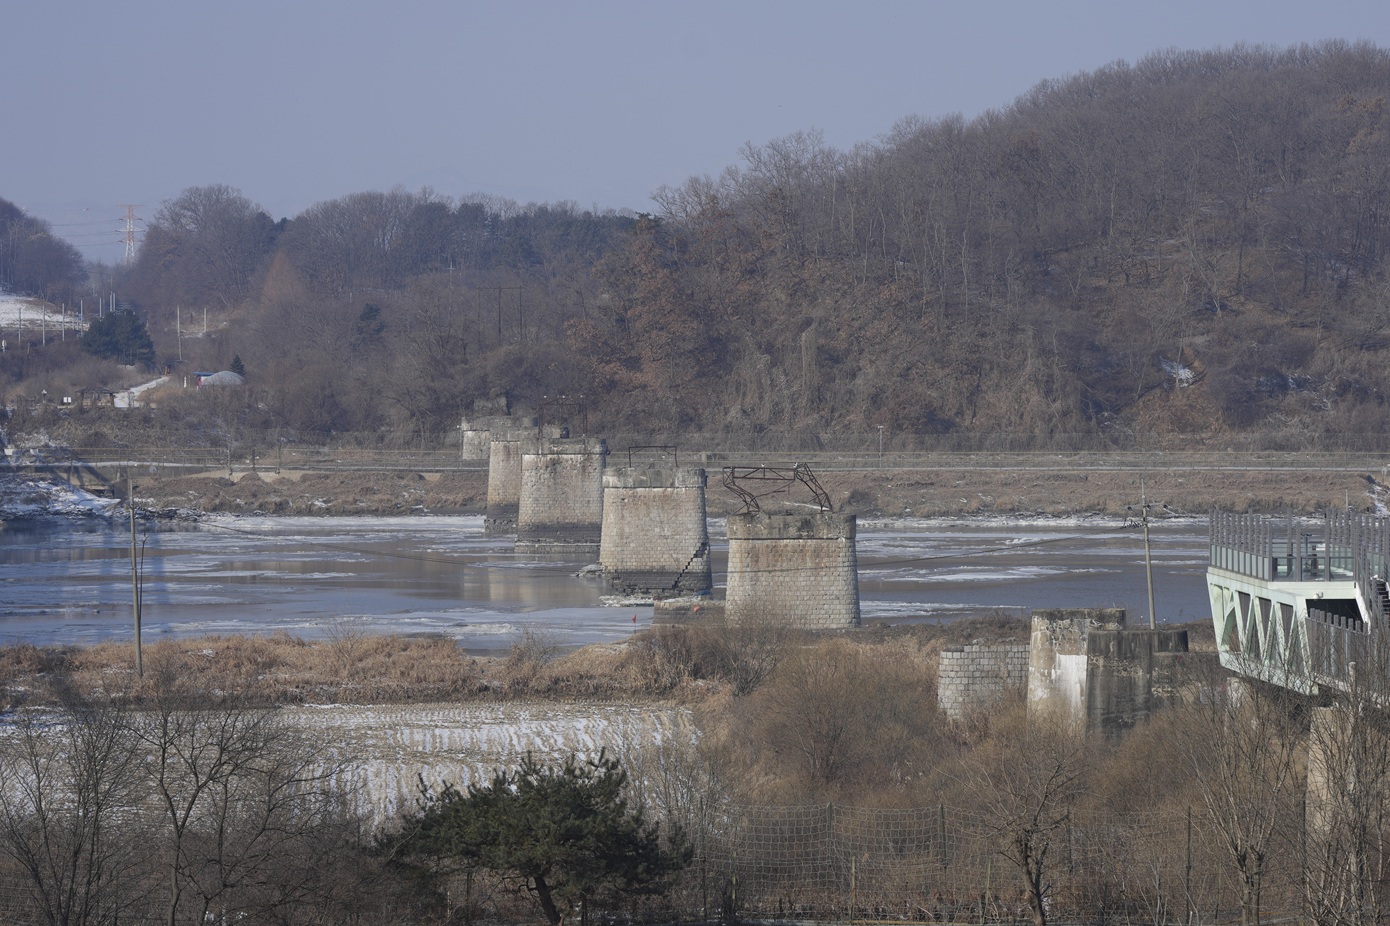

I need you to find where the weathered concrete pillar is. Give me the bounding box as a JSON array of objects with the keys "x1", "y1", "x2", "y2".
[
  {"x1": 725, "y1": 512, "x2": 860, "y2": 629},
  {"x1": 462, "y1": 414, "x2": 537, "y2": 461},
  {"x1": 1307, "y1": 704, "x2": 1340, "y2": 849},
  {"x1": 1304, "y1": 702, "x2": 1371, "y2": 895},
  {"x1": 516, "y1": 437, "x2": 608, "y2": 554},
  {"x1": 1027, "y1": 608, "x2": 1190, "y2": 736},
  {"x1": 484, "y1": 430, "x2": 539, "y2": 535},
  {"x1": 600, "y1": 464, "x2": 711, "y2": 598}
]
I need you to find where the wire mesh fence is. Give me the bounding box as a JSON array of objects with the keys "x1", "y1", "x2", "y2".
[
  {"x1": 675, "y1": 802, "x2": 1293, "y2": 926},
  {"x1": 0, "y1": 799, "x2": 1310, "y2": 926}
]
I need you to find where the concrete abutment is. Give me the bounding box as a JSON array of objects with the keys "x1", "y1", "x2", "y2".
[{"x1": 1026, "y1": 608, "x2": 1191, "y2": 737}]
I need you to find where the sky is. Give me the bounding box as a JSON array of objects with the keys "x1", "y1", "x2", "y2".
[{"x1": 6, "y1": 0, "x2": 1390, "y2": 263}]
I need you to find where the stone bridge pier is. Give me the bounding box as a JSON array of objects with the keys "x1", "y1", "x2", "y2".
[
  {"x1": 462, "y1": 414, "x2": 537, "y2": 461},
  {"x1": 516, "y1": 437, "x2": 608, "y2": 555},
  {"x1": 725, "y1": 512, "x2": 860, "y2": 629},
  {"x1": 484, "y1": 430, "x2": 540, "y2": 535},
  {"x1": 599, "y1": 464, "x2": 711, "y2": 598}
]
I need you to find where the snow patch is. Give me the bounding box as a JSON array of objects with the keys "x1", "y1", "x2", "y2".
[
  {"x1": 0, "y1": 291, "x2": 88, "y2": 332},
  {"x1": 0, "y1": 472, "x2": 120, "y2": 521},
  {"x1": 1160, "y1": 357, "x2": 1196, "y2": 387},
  {"x1": 113, "y1": 376, "x2": 169, "y2": 409}
]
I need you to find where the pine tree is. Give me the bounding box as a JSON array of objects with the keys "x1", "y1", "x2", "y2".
[
  {"x1": 397, "y1": 750, "x2": 688, "y2": 925},
  {"x1": 79, "y1": 310, "x2": 156, "y2": 369}
]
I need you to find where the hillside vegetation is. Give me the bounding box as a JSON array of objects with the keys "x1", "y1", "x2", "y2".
[{"x1": 6, "y1": 42, "x2": 1390, "y2": 451}]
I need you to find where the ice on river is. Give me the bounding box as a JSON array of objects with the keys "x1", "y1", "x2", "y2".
[{"x1": 0, "y1": 512, "x2": 1216, "y2": 648}]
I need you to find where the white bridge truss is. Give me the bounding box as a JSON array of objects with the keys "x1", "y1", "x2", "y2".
[{"x1": 1208, "y1": 511, "x2": 1390, "y2": 694}]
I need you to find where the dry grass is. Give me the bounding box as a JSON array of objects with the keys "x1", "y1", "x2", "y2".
[
  {"x1": 1, "y1": 634, "x2": 484, "y2": 708},
  {"x1": 0, "y1": 614, "x2": 1215, "y2": 710},
  {"x1": 809, "y1": 467, "x2": 1382, "y2": 519},
  {"x1": 145, "y1": 470, "x2": 487, "y2": 515}
]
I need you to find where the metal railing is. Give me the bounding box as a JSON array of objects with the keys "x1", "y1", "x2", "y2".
[{"x1": 1209, "y1": 511, "x2": 1359, "y2": 583}]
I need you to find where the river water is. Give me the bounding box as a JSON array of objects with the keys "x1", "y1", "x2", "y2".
[{"x1": 0, "y1": 514, "x2": 1212, "y2": 651}]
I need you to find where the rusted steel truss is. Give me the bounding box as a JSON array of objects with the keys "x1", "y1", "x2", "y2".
[{"x1": 722, "y1": 463, "x2": 832, "y2": 514}]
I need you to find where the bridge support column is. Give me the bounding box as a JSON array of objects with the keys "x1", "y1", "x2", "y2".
[
  {"x1": 516, "y1": 437, "x2": 607, "y2": 555},
  {"x1": 485, "y1": 430, "x2": 540, "y2": 535},
  {"x1": 600, "y1": 464, "x2": 710, "y2": 599},
  {"x1": 725, "y1": 512, "x2": 860, "y2": 629},
  {"x1": 463, "y1": 414, "x2": 537, "y2": 461},
  {"x1": 1027, "y1": 608, "x2": 1190, "y2": 737}
]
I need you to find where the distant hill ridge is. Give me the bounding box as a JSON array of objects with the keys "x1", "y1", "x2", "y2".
[{"x1": 8, "y1": 42, "x2": 1390, "y2": 451}]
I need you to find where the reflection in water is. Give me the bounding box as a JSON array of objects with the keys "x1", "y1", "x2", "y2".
[{"x1": 0, "y1": 514, "x2": 1212, "y2": 652}]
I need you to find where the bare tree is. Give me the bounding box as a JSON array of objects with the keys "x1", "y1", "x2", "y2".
[
  {"x1": 707, "y1": 638, "x2": 945, "y2": 802},
  {"x1": 134, "y1": 184, "x2": 277, "y2": 308},
  {"x1": 129, "y1": 681, "x2": 349, "y2": 926},
  {"x1": 0, "y1": 698, "x2": 150, "y2": 926},
  {"x1": 1305, "y1": 649, "x2": 1390, "y2": 926},
  {"x1": 964, "y1": 706, "x2": 1089, "y2": 926},
  {"x1": 1174, "y1": 667, "x2": 1306, "y2": 926}
]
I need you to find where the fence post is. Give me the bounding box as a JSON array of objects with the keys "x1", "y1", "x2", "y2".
[
  {"x1": 939, "y1": 802, "x2": 948, "y2": 871},
  {"x1": 1186, "y1": 806, "x2": 1194, "y2": 926},
  {"x1": 826, "y1": 802, "x2": 837, "y2": 916},
  {"x1": 981, "y1": 857, "x2": 991, "y2": 926},
  {"x1": 849, "y1": 856, "x2": 856, "y2": 926}
]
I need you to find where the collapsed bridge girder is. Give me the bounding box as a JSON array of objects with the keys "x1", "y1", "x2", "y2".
[{"x1": 722, "y1": 463, "x2": 832, "y2": 515}]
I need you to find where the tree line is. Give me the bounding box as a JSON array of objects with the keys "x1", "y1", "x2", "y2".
[
  {"x1": 0, "y1": 199, "x2": 85, "y2": 303},
  {"x1": 9, "y1": 41, "x2": 1390, "y2": 448}
]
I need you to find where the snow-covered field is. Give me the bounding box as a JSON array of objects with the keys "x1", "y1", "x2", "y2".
[
  {"x1": 0, "y1": 701, "x2": 693, "y2": 831},
  {"x1": 287, "y1": 701, "x2": 692, "y2": 825},
  {"x1": 0, "y1": 291, "x2": 87, "y2": 332}
]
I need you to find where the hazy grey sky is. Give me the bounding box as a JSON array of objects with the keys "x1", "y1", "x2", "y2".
[{"x1": 7, "y1": 0, "x2": 1390, "y2": 262}]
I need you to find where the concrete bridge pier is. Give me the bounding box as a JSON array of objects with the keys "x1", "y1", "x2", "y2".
[
  {"x1": 725, "y1": 512, "x2": 860, "y2": 629},
  {"x1": 516, "y1": 437, "x2": 608, "y2": 555},
  {"x1": 484, "y1": 430, "x2": 540, "y2": 535},
  {"x1": 599, "y1": 464, "x2": 711, "y2": 598},
  {"x1": 462, "y1": 414, "x2": 537, "y2": 461},
  {"x1": 1026, "y1": 608, "x2": 1190, "y2": 736}
]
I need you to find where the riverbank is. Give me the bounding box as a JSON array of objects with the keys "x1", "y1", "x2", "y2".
[
  {"x1": 0, "y1": 614, "x2": 1217, "y2": 711},
  {"x1": 135, "y1": 463, "x2": 1389, "y2": 518}
]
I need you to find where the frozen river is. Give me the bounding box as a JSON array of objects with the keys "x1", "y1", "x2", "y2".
[{"x1": 0, "y1": 514, "x2": 1212, "y2": 651}]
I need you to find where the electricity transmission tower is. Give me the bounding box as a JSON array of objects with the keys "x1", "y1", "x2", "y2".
[{"x1": 119, "y1": 204, "x2": 143, "y2": 265}]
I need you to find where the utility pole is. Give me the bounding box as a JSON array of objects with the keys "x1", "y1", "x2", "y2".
[
  {"x1": 1131, "y1": 478, "x2": 1157, "y2": 629},
  {"x1": 128, "y1": 469, "x2": 143, "y2": 676}
]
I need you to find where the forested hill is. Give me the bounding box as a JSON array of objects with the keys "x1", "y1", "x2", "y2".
[
  {"x1": 14, "y1": 41, "x2": 1390, "y2": 450},
  {"x1": 576, "y1": 41, "x2": 1390, "y2": 448}
]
